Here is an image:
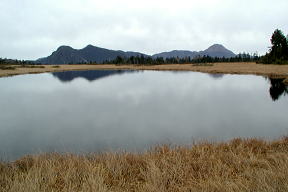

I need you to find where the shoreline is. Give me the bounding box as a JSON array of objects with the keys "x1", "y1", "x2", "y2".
[{"x1": 1, "y1": 62, "x2": 288, "y2": 81}]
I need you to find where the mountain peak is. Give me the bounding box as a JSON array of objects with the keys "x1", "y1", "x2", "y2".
[
  {"x1": 84, "y1": 44, "x2": 96, "y2": 49},
  {"x1": 56, "y1": 45, "x2": 74, "y2": 51},
  {"x1": 205, "y1": 44, "x2": 227, "y2": 52},
  {"x1": 202, "y1": 44, "x2": 235, "y2": 58}
]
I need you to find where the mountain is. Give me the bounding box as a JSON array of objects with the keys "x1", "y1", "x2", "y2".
[
  {"x1": 37, "y1": 46, "x2": 86, "y2": 64},
  {"x1": 151, "y1": 44, "x2": 235, "y2": 59},
  {"x1": 36, "y1": 44, "x2": 236, "y2": 64},
  {"x1": 36, "y1": 45, "x2": 147, "y2": 64},
  {"x1": 199, "y1": 44, "x2": 236, "y2": 58},
  {"x1": 152, "y1": 50, "x2": 198, "y2": 59}
]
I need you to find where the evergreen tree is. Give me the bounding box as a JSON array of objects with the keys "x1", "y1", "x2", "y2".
[
  {"x1": 270, "y1": 29, "x2": 287, "y2": 59},
  {"x1": 259, "y1": 29, "x2": 288, "y2": 64}
]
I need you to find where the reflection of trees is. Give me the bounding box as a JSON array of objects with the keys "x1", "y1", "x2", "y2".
[
  {"x1": 269, "y1": 78, "x2": 288, "y2": 101},
  {"x1": 208, "y1": 74, "x2": 224, "y2": 79}
]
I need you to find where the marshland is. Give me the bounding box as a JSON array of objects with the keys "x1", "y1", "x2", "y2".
[
  {"x1": 1, "y1": 0, "x2": 288, "y2": 189},
  {"x1": 0, "y1": 68, "x2": 288, "y2": 191}
]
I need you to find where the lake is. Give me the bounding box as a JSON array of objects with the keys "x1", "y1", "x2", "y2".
[{"x1": 0, "y1": 70, "x2": 287, "y2": 160}]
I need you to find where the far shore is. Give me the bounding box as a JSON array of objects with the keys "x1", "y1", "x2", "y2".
[{"x1": 1, "y1": 62, "x2": 288, "y2": 82}]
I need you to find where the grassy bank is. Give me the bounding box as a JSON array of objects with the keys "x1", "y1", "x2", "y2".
[
  {"x1": 1, "y1": 63, "x2": 288, "y2": 80},
  {"x1": 1, "y1": 137, "x2": 288, "y2": 191}
]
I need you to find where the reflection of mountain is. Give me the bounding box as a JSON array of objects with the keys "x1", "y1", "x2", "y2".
[
  {"x1": 208, "y1": 73, "x2": 224, "y2": 79},
  {"x1": 269, "y1": 78, "x2": 288, "y2": 101},
  {"x1": 52, "y1": 70, "x2": 134, "y2": 82}
]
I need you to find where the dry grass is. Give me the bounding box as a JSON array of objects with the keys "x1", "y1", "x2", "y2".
[
  {"x1": 1, "y1": 63, "x2": 288, "y2": 80},
  {"x1": 1, "y1": 137, "x2": 288, "y2": 192}
]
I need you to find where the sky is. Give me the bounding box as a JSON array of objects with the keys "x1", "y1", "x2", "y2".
[{"x1": 0, "y1": 0, "x2": 288, "y2": 60}]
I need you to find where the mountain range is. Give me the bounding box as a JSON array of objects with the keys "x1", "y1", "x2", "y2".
[{"x1": 36, "y1": 44, "x2": 236, "y2": 64}]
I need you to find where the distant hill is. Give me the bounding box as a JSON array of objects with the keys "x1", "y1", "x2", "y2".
[
  {"x1": 152, "y1": 44, "x2": 235, "y2": 59},
  {"x1": 36, "y1": 44, "x2": 235, "y2": 64},
  {"x1": 199, "y1": 44, "x2": 236, "y2": 58},
  {"x1": 37, "y1": 45, "x2": 147, "y2": 64},
  {"x1": 152, "y1": 50, "x2": 199, "y2": 59}
]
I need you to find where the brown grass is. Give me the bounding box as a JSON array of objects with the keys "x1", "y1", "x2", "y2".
[
  {"x1": 1, "y1": 63, "x2": 288, "y2": 80},
  {"x1": 1, "y1": 137, "x2": 288, "y2": 191}
]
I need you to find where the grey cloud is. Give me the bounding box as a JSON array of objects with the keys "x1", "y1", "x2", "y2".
[{"x1": 0, "y1": 0, "x2": 288, "y2": 60}]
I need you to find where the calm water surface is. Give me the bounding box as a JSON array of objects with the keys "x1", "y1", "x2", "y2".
[{"x1": 0, "y1": 70, "x2": 287, "y2": 160}]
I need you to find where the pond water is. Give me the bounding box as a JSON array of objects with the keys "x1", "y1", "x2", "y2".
[{"x1": 0, "y1": 70, "x2": 287, "y2": 160}]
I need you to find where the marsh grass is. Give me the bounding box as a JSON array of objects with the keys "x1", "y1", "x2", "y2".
[
  {"x1": 0, "y1": 64, "x2": 46, "y2": 71},
  {"x1": 1, "y1": 137, "x2": 288, "y2": 191},
  {"x1": 192, "y1": 63, "x2": 214, "y2": 67},
  {"x1": 0, "y1": 65, "x2": 16, "y2": 70},
  {"x1": 0, "y1": 64, "x2": 46, "y2": 70},
  {"x1": 17, "y1": 65, "x2": 45, "y2": 69}
]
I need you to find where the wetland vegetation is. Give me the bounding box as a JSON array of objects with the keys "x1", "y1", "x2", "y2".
[{"x1": 1, "y1": 137, "x2": 288, "y2": 191}]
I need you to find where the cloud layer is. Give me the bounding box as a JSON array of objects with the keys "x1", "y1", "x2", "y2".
[{"x1": 1, "y1": 0, "x2": 288, "y2": 60}]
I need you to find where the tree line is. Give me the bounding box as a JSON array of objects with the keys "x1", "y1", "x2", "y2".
[
  {"x1": 101, "y1": 53, "x2": 259, "y2": 65},
  {"x1": 0, "y1": 58, "x2": 33, "y2": 65},
  {"x1": 258, "y1": 29, "x2": 288, "y2": 64}
]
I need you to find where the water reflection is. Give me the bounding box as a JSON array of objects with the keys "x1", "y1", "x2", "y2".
[
  {"x1": 52, "y1": 71, "x2": 288, "y2": 102},
  {"x1": 269, "y1": 78, "x2": 288, "y2": 101},
  {"x1": 208, "y1": 74, "x2": 224, "y2": 79},
  {"x1": 52, "y1": 70, "x2": 134, "y2": 82},
  {"x1": 0, "y1": 71, "x2": 288, "y2": 161}
]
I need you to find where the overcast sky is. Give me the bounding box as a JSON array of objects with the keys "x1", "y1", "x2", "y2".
[{"x1": 1, "y1": 0, "x2": 288, "y2": 60}]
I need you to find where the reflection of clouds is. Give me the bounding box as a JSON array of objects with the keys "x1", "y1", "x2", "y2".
[
  {"x1": 116, "y1": 88, "x2": 150, "y2": 106},
  {"x1": 1, "y1": 71, "x2": 288, "y2": 160}
]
